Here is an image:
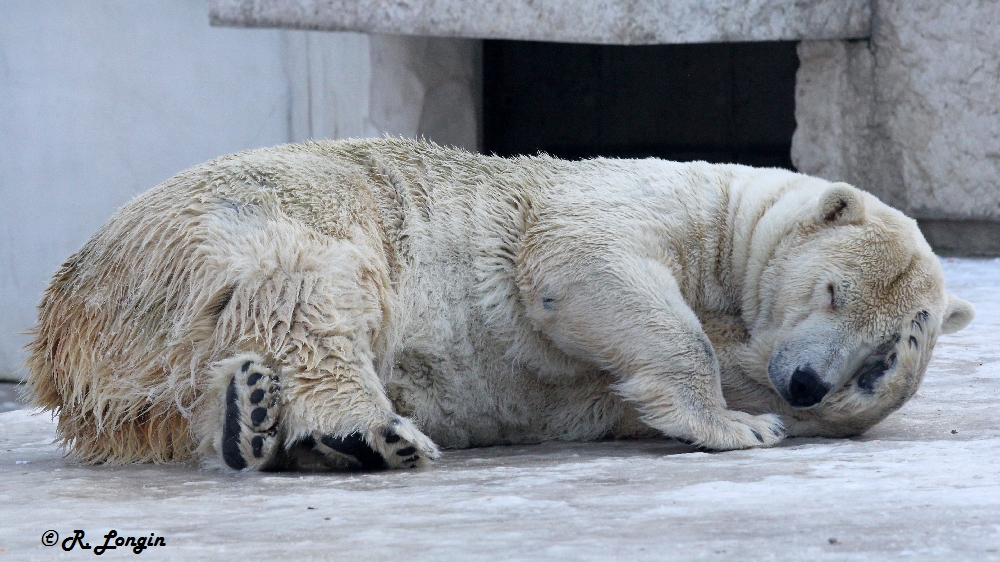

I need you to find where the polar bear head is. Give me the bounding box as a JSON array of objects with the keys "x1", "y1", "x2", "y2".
[{"x1": 738, "y1": 182, "x2": 975, "y2": 437}]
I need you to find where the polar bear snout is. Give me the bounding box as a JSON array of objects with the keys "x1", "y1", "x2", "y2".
[
  {"x1": 786, "y1": 366, "x2": 830, "y2": 408},
  {"x1": 767, "y1": 354, "x2": 831, "y2": 409},
  {"x1": 765, "y1": 321, "x2": 842, "y2": 409}
]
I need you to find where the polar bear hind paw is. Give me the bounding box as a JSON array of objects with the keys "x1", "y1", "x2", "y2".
[
  {"x1": 221, "y1": 360, "x2": 283, "y2": 470},
  {"x1": 374, "y1": 417, "x2": 440, "y2": 468},
  {"x1": 291, "y1": 417, "x2": 440, "y2": 471}
]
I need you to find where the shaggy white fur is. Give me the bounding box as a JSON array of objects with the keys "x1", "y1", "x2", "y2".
[{"x1": 26, "y1": 138, "x2": 974, "y2": 469}]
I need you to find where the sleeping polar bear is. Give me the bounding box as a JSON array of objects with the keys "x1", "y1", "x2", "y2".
[{"x1": 26, "y1": 138, "x2": 975, "y2": 471}]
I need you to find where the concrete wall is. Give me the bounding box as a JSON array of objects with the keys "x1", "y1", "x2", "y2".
[
  {"x1": 286, "y1": 32, "x2": 481, "y2": 149},
  {"x1": 792, "y1": 0, "x2": 1000, "y2": 254},
  {"x1": 0, "y1": 1, "x2": 480, "y2": 380},
  {"x1": 0, "y1": 1, "x2": 291, "y2": 381}
]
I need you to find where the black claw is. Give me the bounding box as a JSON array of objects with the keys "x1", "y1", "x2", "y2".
[
  {"x1": 320, "y1": 433, "x2": 386, "y2": 470},
  {"x1": 222, "y1": 378, "x2": 247, "y2": 470},
  {"x1": 674, "y1": 437, "x2": 712, "y2": 452},
  {"x1": 909, "y1": 336, "x2": 918, "y2": 348},
  {"x1": 250, "y1": 389, "x2": 265, "y2": 404},
  {"x1": 251, "y1": 435, "x2": 265, "y2": 458},
  {"x1": 772, "y1": 427, "x2": 783, "y2": 437},
  {"x1": 242, "y1": 361, "x2": 251, "y2": 372},
  {"x1": 752, "y1": 429, "x2": 764, "y2": 443},
  {"x1": 246, "y1": 372, "x2": 264, "y2": 386},
  {"x1": 395, "y1": 446, "x2": 416, "y2": 456},
  {"x1": 250, "y1": 407, "x2": 268, "y2": 426}
]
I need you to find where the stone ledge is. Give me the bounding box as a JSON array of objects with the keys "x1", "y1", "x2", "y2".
[
  {"x1": 210, "y1": 0, "x2": 871, "y2": 44},
  {"x1": 918, "y1": 220, "x2": 1000, "y2": 258}
]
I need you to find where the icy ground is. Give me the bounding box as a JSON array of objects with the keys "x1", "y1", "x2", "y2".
[{"x1": 1, "y1": 259, "x2": 999, "y2": 561}]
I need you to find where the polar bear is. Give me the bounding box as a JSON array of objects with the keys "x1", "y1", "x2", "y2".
[{"x1": 26, "y1": 138, "x2": 974, "y2": 471}]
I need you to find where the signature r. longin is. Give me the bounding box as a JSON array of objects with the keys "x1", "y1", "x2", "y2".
[{"x1": 42, "y1": 529, "x2": 166, "y2": 555}]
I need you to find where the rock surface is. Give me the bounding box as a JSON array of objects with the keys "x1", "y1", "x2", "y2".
[
  {"x1": 793, "y1": 0, "x2": 1000, "y2": 222},
  {"x1": 2, "y1": 258, "x2": 998, "y2": 560},
  {"x1": 210, "y1": 0, "x2": 871, "y2": 44},
  {"x1": 285, "y1": 32, "x2": 481, "y2": 152}
]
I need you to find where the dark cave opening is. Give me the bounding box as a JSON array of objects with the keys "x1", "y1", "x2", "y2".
[{"x1": 483, "y1": 40, "x2": 799, "y2": 170}]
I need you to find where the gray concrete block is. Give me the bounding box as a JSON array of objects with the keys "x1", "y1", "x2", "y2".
[
  {"x1": 791, "y1": 40, "x2": 886, "y2": 200},
  {"x1": 875, "y1": 1, "x2": 1000, "y2": 221},
  {"x1": 918, "y1": 220, "x2": 1000, "y2": 258},
  {"x1": 793, "y1": 1, "x2": 1000, "y2": 229},
  {"x1": 284, "y1": 32, "x2": 481, "y2": 150},
  {"x1": 210, "y1": 0, "x2": 871, "y2": 44}
]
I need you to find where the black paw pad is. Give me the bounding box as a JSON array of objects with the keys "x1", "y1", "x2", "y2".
[
  {"x1": 251, "y1": 407, "x2": 268, "y2": 427},
  {"x1": 222, "y1": 378, "x2": 247, "y2": 470},
  {"x1": 395, "y1": 446, "x2": 416, "y2": 457},
  {"x1": 319, "y1": 433, "x2": 386, "y2": 470},
  {"x1": 221, "y1": 360, "x2": 281, "y2": 471}
]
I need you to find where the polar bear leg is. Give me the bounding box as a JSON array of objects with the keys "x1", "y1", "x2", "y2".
[
  {"x1": 207, "y1": 345, "x2": 438, "y2": 471},
  {"x1": 281, "y1": 416, "x2": 438, "y2": 471},
  {"x1": 269, "y1": 322, "x2": 440, "y2": 471},
  {"x1": 612, "y1": 329, "x2": 786, "y2": 451},
  {"x1": 196, "y1": 219, "x2": 438, "y2": 471},
  {"x1": 532, "y1": 257, "x2": 783, "y2": 450}
]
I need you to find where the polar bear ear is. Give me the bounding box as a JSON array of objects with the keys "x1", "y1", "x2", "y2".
[
  {"x1": 817, "y1": 183, "x2": 866, "y2": 226},
  {"x1": 941, "y1": 294, "x2": 975, "y2": 334}
]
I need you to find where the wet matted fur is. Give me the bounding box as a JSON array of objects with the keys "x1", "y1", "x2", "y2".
[{"x1": 26, "y1": 138, "x2": 974, "y2": 469}]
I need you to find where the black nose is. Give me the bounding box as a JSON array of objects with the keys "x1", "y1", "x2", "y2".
[{"x1": 787, "y1": 366, "x2": 830, "y2": 408}]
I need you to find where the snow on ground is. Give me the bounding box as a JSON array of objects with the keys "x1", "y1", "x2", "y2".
[{"x1": 1, "y1": 259, "x2": 999, "y2": 561}]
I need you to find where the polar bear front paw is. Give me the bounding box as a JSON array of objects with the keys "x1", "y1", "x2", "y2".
[
  {"x1": 685, "y1": 410, "x2": 785, "y2": 451},
  {"x1": 294, "y1": 416, "x2": 440, "y2": 471},
  {"x1": 221, "y1": 360, "x2": 282, "y2": 470}
]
